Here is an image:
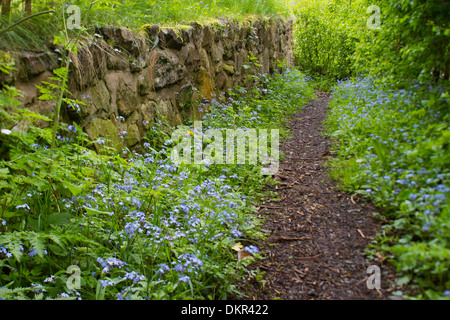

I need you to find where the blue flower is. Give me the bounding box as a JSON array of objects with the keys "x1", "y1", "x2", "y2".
[
  {"x1": 156, "y1": 263, "x2": 170, "y2": 274},
  {"x1": 99, "y1": 279, "x2": 115, "y2": 289},
  {"x1": 0, "y1": 245, "x2": 12, "y2": 258},
  {"x1": 121, "y1": 271, "x2": 145, "y2": 283},
  {"x1": 132, "y1": 197, "x2": 142, "y2": 209},
  {"x1": 244, "y1": 245, "x2": 259, "y2": 254},
  {"x1": 409, "y1": 194, "x2": 418, "y2": 201},
  {"x1": 124, "y1": 221, "x2": 141, "y2": 238},
  {"x1": 16, "y1": 204, "x2": 30, "y2": 211},
  {"x1": 68, "y1": 125, "x2": 77, "y2": 133},
  {"x1": 179, "y1": 275, "x2": 190, "y2": 283},
  {"x1": 231, "y1": 228, "x2": 243, "y2": 238},
  {"x1": 28, "y1": 248, "x2": 38, "y2": 258},
  {"x1": 116, "y1": 293, "x2": 124, "y2": 300}
]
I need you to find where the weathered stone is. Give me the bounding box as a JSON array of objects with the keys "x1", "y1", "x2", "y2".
[
  {"x1": 176, "y1": 83, "x2": 194, "y2": 110},
  {"x1": 223, "y1": 63, "x2": 235, "y2": 75},
  {"x1": 104, "y1": 71, "x2": 136, "y2": 117},
  {"x1": 215, "y1": 71, "x2": 231, "y2": 91},
  {"x1": 215, "y1": 61, "x2": 223, "y2": 74},
  {"x1": 15, "y1": 71, "x2": 53, "y2": 106},
  {"x1": 81, "y1": 80, "x2": 111, "y2": 119},
  {"x1": 179, "y1": 43, "x2": 200, "y2": 66},
  {"x1": 158, "y1": 28, "x2": 189, "y2": 50},
  {"x1": 125, "y1": 110, "x2": 141, "y2": 125},
  {"x1": 235, "y1": 48, "x2": 248, "y2": 76},
  {"x1": 100, "y1": 27, "x2": 141, "y2": 57},
  {"x1": 194, "y1": 66, "x2": 214, "y2": 99},
  {"x1": 143, "y1": 24, "x2": 160, "y2": 37},
  {"x1": 130, "y1": 56, "x2": 147, "y2": 73},
  {"x1": 141, "y1": 101, "x2": 156, "y2": 129},
  {"x1": 85, "y1": 118, "x2": 122, "y2": 150},
  {"x1": 137, "y1": 71, "x2": 150, "y2": 96},
  {"x1": 210, "y1": 41, "x2": 224, "y2": 63},
  {"x1": 70, "y1": 41, "x2": 107, "y2": 90},
  {"x1": 189, "y1": 22, "x2": 204, "y2": 49},
  {"x1": 117, "y1": 77, "x2": 138, "y2": 117},
  {"x1": 262, "y1": 48, "x2": 270, "y2": 74},
  {"x1": 150, "y1": 49, "x2": 185, "y2": 89},
  {"x1": 125, "y1": 123, "x2": 140, "y2": 146},
  {"x1": 155, "y1": 100, "x2": 171, "y2": 119},
  {"x1": 198, "y1": 48, "x2": 212, "y2": 74},
  {"x1": 9, "y1": 18, "x2": 295, "y2": 143},
  {"x1": 201, "y1": 26, "x2": 213, "y2": 49},
  {"x1": 223, "y1": 40, "x2": 234, "y2": 60},
  {"x1": 106, "y1": 51, "x2": 129, "y2": 70},
  {"x1": 17, "y1": 51, "x2": 57, "y2": 79}
]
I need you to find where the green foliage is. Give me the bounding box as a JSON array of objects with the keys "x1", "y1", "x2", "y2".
[
  {"x1": 353, "y1": 0, "x2": 450, "y2": 86},
  {"x1": 0, "y1": 0, "x2": 290, "y2": 52},
  {"x1": 0, "y1": 69, "x2": 315, "y2": 300},
  {"x1": 292, "y1": 0, "x2": 449, "y2": 86},
  {"x1": 292, "y1": 0, "x2": 449, "y2": 299},
  {"x1": 326, "y1": 77, "x2": 449, "y2": 299},
  {"x1": 292, "y1": 0, "x2": 366, "y2": 82}
]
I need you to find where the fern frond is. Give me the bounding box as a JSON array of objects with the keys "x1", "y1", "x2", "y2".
[
  {"x1": 28, "y1": 232, "x2": 47, "y2": 258},
  {"x1": 45, "y1": 233, "x2": 67, "y2": 249}
]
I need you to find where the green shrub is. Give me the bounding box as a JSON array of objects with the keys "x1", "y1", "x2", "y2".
[{"x1": 292, "y1": 0, "x2": 366, "y2": 81}]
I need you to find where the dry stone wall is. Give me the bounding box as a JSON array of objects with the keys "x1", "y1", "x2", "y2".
[{"x1": 6, "y1": 17, "x2": 294, "y2": 147}]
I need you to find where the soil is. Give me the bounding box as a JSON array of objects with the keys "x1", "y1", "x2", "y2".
[{"x1": 239, "y1": 91, "x2": 397, "y2": 300}]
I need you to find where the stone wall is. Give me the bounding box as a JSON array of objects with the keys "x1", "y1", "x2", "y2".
[{"x1": 5, "y1": 17, "x2": 294, "y2": 147}]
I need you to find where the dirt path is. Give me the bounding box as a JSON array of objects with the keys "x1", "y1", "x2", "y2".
[{"x1": 240, "y1": 92, "x2": 394, "y2": 300}]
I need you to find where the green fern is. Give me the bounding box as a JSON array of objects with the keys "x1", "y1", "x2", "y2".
[
  {"x1": 44, "y1": 233, "x2": 67, "y2": 250},
  {"x1": 8, "y1": 239, "x2": 24, "y2": 262},
  {"x1": 0, "y1": 285, "x2": 36, "y2": 300},
  {"x1": 28, "y1": 232, "x2": 47, "y2": 258}
]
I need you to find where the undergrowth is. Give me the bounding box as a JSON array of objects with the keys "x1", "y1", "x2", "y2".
[
  {"x1": 0, "y1": 68, "x2": 314, "y2": 300},
  {"x1": 0, "y1": 0, "x2": 290, "y2": 51},
  {"x1": 326, "y1": 78, "x2": 449, "y2": 299}
]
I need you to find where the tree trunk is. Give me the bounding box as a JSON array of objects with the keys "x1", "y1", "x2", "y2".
[
  {"x1": 1, "y1": 0, "x2": 11, "y2": 18},
  {"x1": 25, "y1": 0, "x2": 32, "y2": 15}
]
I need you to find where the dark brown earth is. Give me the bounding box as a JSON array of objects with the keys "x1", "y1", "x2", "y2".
[{"x1": 238, "y1": 92, "x2": 397, "y2": 300}]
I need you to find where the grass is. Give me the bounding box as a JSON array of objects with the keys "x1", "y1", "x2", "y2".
[{"x1": 0, "y1": 0, "x2": 291, "y2": 51}]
